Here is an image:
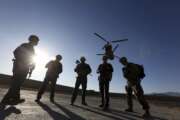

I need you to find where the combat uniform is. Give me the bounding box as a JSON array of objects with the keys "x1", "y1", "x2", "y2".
[
  {"x1": 122, "y1": 63, "x2": 150, "y2": 111},
  {"x1": 1, "y1": 43, "x2": 35, "y2": 104},
  {"x1": 36, "y1": 60, "x2": 62, "y2": 102},
  {"x1": 71, "y1": 62, "x2": 91, "y2": 105},
  {"x1": 97, "y1": 62, "x2": 113, "y2": 108}
]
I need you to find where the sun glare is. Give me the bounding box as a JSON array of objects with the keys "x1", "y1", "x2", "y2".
[{"x1": 33, "y1": 48, "x2": 53, "y2": 69}]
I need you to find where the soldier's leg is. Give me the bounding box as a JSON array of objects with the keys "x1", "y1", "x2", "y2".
[
  {"x1": 14, "y1": 72, "x2": 28, "y2": 100},
  {"x1": 50, "y1": 78, "x2": 57, "y2": 102},
  {"x1": 1, "y1": 76, "x2": 19, "y2": 103},
  {"x1": 133, "y1": 84, "x2": 150, "y2": 111},
  {"x1": 36, "y1": 77, "x2": 49, "y2": 100},
  {"x1": 71, "y1": 78, "x2": 81, "y2": 104},
  {"x1": 81, "y1": 79, "x2": 87, "y2": 104},
  {"x1": 104, "y1": 80, "x2": 110, "y2": 107},
  {"x1": 7, "y1": 62, "x2": 20, "y2": 100},
  {"x1": 125, "y1": 85, "x2": 133, "y2": 111},
  {"x1": 1, "y1": 72, "x2": 25, "y2": 104},
  {"x1": 99, "y1": 79, "x2": 105, "y2": 107}
]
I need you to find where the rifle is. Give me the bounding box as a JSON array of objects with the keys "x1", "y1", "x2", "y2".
[
  {"x1": 27, "y1": 64, "x2": 35, "y2": 80},
  {"x1": 27, "y1": 69, "x2": 32, "y2": 80}
]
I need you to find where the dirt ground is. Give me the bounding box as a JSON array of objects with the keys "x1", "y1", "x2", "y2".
[{"x1": 0, "y1": 88, "x2": 180, "y2": 120}]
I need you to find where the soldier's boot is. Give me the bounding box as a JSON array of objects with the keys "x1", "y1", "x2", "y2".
[
  {"x1": 13, "y1": 92, "x2": 25, "y2": 103},
  {"x1": 99, "y1": 104, "x2": 104, "y2": 107},
  {"x1": 82, "y1": 102, "x2": 88, "y2": 106},
  {"x1": 50, "y1": 97, "x2": 55, "y2": 103},
  {"x1": 82, "y1": 93, "x2": 87, "y2": 105},
  {"x1": 50, "y1": 92, "x2": 55, "y2": 103},
  {"x1": 103, "y1": 104, "x2": 109, "y2": 111},
  {"x1": 12, "y1": 92, "x2": 25, "y2": 104},
  {"x1": 35, "y1": 94, "x2": 41, "y2": 102},
  {"x1": 1, "y1": 92, "x2": 24, "y2": 105},
  {"x1": 12, "y1": 98, "x2": 25, "y2": 104},
  {"x1": 50, "y1": 81, "x2": 56, "y2": 103},
  {"x1": 50, "y1": 99, "x2": 54, "y2": 103},
  {"x1": 81, "y1": 82, "x2": 87, "y2": 106},
  {"x1": 103, "y1": 103, "x2": 109, "y2": 111},
  {"x1": 99, "y1": 86, "x2": 105, "y2": 108},
  {"x1": 70, "y1": 79, "x2": 81, "y2": 106},
  {"x1": 82, "y1": 96, "x2": 88, "y2": 106},
  {"x1": 125, "y1": 86, "x2": 133, "y2": 112},
  {"x1": 70, "y1": 96, "x2": 75, "y2": 106},
  {"x1": 135, "y1": 88, "x2": 150, "y2": 117},
  {"x1": 103, "y1": 100, "x2": 109, "y2": 110},
  {"x1": 99, "y1": 93, "x2": 104, "y2": 107}
]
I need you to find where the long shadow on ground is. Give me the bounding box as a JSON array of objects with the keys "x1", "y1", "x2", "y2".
[
  {"x1": 0, "y1": 106, "x2": 21, "y2": 120},
  {"x1": 73, "y1": 105, "x2": 136, "y2": 120},
  {"x1": 109, "y1": 108, "x2": 168, "y2": 120},
  {"x1": 37, "y1": 101, "x2": 69, "y2": 120},
  {"x1": 53, "y1": 102, "x2": 86, "y2": 120}
]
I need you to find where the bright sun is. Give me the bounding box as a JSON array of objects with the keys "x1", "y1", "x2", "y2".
[{"x1": 33, "y1": 48, "x2": 53, "y2": 69}]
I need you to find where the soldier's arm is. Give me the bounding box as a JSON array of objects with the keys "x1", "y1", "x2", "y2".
[
  {"x1": 74, "y1": 64, "x2": 79, "y2": 72},
  {"x1": 45, "y1": 61, "x2": 52, "y2": 68},
  {"x1": 13, "y1": 44, "x2": 23, "y2": 59},
  {"x1": 58, "y1": 63, "x2": 63, "y2": 74},
  {"x1": 110, "y1": 64, "x2": 114, "y2": 73},
  {"x1": 30, "y1": 49, "x2": 36, "y2": 70},
  {"x1": 122, "y1": 67, "x2": 129, "y2": 79},
  {"x1": 96, "y1": 65, "x2": 101, "y2": 73}
]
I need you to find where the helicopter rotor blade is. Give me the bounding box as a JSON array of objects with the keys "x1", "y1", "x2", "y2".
[
  {"x1": 96, "y1": 53, "x2": 105, "y2": 56},
  {"x1": 94, "y1": 33, "x2": 109, "y2": 43},
  {"x1": 113, "y1": 44, "x2": 119, "y2": 52},
  {"x1": 111, "y1": 39, "x2": 128, "y2": 43},
  {"x1": 114, "y1": 55, "x2": 120, "y2": 59}
]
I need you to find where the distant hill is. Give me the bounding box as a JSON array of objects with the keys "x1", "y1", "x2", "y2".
[
  {"x1": 0, "y1": 73, "x2": 124, "y2": 97},
  {"x1": 0, "y1": 73, "x2": 74, "y2": 94},
  {"x1": 151, "y1": 92, "x2": 180, "y2": 97},
  {"x1": 1, "y1": 73, "x2": 180, "y2": 101}
]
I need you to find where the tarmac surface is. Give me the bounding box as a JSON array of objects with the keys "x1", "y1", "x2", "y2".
[{"x1": 0, "y1": 88, "x2": 179, "y2": 120}]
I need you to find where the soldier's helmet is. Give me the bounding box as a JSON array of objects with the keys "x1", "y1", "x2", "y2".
[
  {"x1": 80, "y1": 56, "x2": 86, "y2": 62},
  {"x1": 56, "y1": 55, "x2": 62, "y2": 60},
  {"x1": 28, "y1": 35, "x2": 39, "y2": 43},
  {"x1": 119, "y1": 57, "x2": 127, "y2": 63}
]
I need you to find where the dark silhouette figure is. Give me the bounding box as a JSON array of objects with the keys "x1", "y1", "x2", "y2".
[
  {"x1": 119, "y1": 57, "x2": 150, "y2": 118},
  {"x1": 35, "y1": 55, "x2": 63, "y2": 103},
  {"x1": 1, "y1": 35, "x2": 39, "y2": 105},
  {"x1": 97, "y1": 56, "x2": 113, "y2": 110},
  {"x1": 71, "y1": 56, "x2": 92, "y2": 106}
]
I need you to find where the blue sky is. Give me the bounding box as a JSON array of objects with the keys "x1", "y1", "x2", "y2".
[{"x1": 0, "y1": 0, "x2": 179, "y2": 93}]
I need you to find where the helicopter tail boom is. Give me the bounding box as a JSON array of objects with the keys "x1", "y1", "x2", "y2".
[{"x1": 111, "y1": 39, "x2": 128, "y2": 43}]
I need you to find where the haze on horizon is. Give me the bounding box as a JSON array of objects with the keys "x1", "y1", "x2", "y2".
[{"x1": 0, "y1": 0, "x2": 179, "y2": 94}]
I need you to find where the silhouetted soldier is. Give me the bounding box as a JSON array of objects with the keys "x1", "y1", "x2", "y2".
[
  {"x1": 1, "y1": 35, "x2": 39, "y2": 105},
  {"x1": 119, "y1": 57, "x2": 150, "y2": 117},
  {"x1": 97, "y1": 56, "x2": 113, "y2": 110},
  {"x1": 70, "y1": 57, "x2": 92, "y2": 106},
  {"x1": 35, "y1": 55, "x2": 63, "y2": 103}
]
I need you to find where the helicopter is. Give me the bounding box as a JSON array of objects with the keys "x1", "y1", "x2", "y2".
[{"x1": 94, "y1": 33, "x2": 128, "y2": 60}]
